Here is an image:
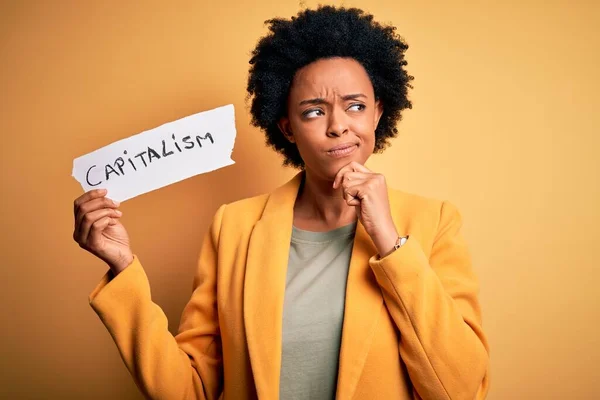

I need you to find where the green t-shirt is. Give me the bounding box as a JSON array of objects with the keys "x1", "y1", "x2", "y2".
[{"x1": 279, "y1": 221, "x2": 357, "y2": 399}]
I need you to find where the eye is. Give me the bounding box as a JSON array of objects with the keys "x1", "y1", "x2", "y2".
[
  {"x1": 347, "y1": 103, "x2": 366, "y2": 112},
  {"x1": 302, "y1": 108, "x2": 324, "y2": 119}
]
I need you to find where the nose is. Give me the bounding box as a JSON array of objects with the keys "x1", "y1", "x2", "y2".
[{"x1": 326, "y1": 107, "x2": 349, "y2": 138}]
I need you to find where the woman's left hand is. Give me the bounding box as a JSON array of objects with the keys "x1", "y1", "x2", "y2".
[{"x1": 333, "y1": 161, "x2": 399, "y2": 257}]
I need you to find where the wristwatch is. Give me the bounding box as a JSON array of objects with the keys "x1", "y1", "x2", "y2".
[
  {"x1": 380, "y1": 235, "x2": 409, "y2": 259},
  {"x1": 395, "y1": 235, "x2": 409, "y2": 250}
]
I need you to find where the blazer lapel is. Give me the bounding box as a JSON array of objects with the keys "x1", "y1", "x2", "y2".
[
  {"x1": 335, "y1": 220, "x2": 384, "y2": 400},
  {"x1": 335, "y1": 188, "x2": 405, "y2": 400},
  {"x1": 244, "y1": 172, "x2": 303, "y2": 400}
]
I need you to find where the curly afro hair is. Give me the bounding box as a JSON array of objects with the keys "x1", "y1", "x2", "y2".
[{"x1": 246, "y1": 5, "x2": 414, "y2": 169}]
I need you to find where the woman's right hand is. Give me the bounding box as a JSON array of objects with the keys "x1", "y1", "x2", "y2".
[{"x1": 73, "y1": 189, "x2": 133, "y2": 275}]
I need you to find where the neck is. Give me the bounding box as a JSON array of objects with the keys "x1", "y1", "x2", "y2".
[{"x1": 294, "y1": 169, "x2": 357, "y2": 228}]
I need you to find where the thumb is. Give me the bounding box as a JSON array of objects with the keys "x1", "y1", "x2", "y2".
[{"x1": 354, "y1": 204, "x2": 361, "y2": 219}]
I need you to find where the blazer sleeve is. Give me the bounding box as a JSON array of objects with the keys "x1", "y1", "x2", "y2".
[
  {"x1": 88, "y1": 204, "x2": 226, "y2": 400},
  {"x1": 369, "y1": 201, "x2": 490, "y2": 400}
]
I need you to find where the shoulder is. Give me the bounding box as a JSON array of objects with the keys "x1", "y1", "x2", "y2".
[
  {"x1": 388, "y1": 187, "x2": 442, "y2": 211},
  {"x1": 216, "y1": 191, "x2": 270, "y2": 227},
  {"x1": 203, "y1": 192, "x2": 271, "y2": 246},
  {"x1": 387, "y1": 187, "x2": 464, "y2": 238}
]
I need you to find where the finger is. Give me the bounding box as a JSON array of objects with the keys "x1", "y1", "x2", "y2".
[
  {"x1": 344, "y1": 186, "x2": 362, "y2": 206},
  {"x1": 333, "y1": 165, "x2": 364, "y2": 189},
  {"x1": 333, "y1": 162, "x2": 372, "y2": 189},
  {"x1": 343, "y1": 184, "x2": 362, "y2": 201},
  {"x1": 77, "y1": 208, "x2": 122, "y2": 245},
  {"x1": 333, "y1": 166, "x2": 351, "y2": 189},
  {"x1": 346, "y1": 196, "x2": 361, "y2": 207},
  {"x1": 76, "y1": 196, "x2": 120, "y2": 223},
  {"x1": 86, "y1": 216, "x2": 113, "y2": 250},
  {"x1": 75, "y1": 196, "x2": 121, "y2": 236},
  {"x1": 74, "y1": 189, "x2": 107, "y2": 217},
  {"x1": 340, "y1": 172, "x2": 370, "y2": 187},
  {"x1": 341, "y1": 178, "x2": 368, "y2": 198},
  {"x1": 344, "y1": 179, "x2": 377, "y2": 203},
  {"x1": 78, "y1": 208, "x2": 122, "y2": 245},
  {"x1": 347, "y1": 161, "x2": 371, "y2": 173},
  {"x1": 345, "y1": 190, "x2": 356, "y2": 203}
]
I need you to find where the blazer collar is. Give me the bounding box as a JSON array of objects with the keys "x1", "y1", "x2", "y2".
[{"x1": 243, "y1": 170, "x2": 398, "y2": 400}]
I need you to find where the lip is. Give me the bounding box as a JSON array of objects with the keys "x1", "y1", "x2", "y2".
[
  {"x1": 326, "y1": 143, "x2": 358, "y2": 158},
  {"x1": 328, "y1": 142, "x2": 358, "y2": 152}
]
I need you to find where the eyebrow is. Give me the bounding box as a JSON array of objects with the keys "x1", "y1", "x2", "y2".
[{"x1": 298, "y1": 93, "x2": 367, "y2": 106}]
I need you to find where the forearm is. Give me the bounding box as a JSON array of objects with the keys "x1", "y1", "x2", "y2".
[
  {"x1": 89, "y1": 257, "x2": 222, "y2": 400},
  {"x1": 370, "y1": 238, "x2": 489, "y2": 400}
]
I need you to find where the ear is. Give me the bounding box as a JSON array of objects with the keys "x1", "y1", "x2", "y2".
[
  {"x1": 374, "y1": 100, "x2": 384, "y2": 129},
  {"x1": 277, "y1": 117, "x2": 295, "y2": 143}
]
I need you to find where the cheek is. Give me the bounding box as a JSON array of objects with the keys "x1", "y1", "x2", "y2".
[
  {"x1": 291, "y1": 115, "x2": 326, "y2": 138},
  {"x1": 289, "y1": 120, "x2": 323, "y2": 153},
  {"x1": 352, "y1": 117, "x2": 376, "y2": 142}
]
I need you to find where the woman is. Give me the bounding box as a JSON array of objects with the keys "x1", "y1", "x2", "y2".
[{"x1": 73, "y1": 6, "x2": 489, "y2": 400}]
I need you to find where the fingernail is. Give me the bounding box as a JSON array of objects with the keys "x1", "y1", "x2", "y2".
[
  {"x1": 115, "y1": 210, "x2": 122, "y2": 216},
  {"x1": 113, "y1": 200, "x2": 120, "y2": 206}
]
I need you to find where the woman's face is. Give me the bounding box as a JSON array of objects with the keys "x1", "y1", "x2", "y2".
[{"x1": 278, "y1": 57, "x2": 383, "y2": 181}]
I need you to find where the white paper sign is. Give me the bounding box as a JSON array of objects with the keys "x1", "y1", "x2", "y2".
[{"x1": 72, "y1": 104, "x2": 236, "y2": 202}]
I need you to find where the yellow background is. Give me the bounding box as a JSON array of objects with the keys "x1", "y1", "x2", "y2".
[{"x1": 1, "y1": 1, "x2": 598, "y2": 399}]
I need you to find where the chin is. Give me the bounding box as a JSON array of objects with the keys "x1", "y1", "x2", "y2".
[{"x1": 307, "y1": 150, "x2": 367, "y2": 180}]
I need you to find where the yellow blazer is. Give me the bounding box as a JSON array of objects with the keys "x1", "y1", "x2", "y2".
[{"x1": 89, "y1": 171, "x2": 490, "y2": 400}]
